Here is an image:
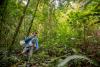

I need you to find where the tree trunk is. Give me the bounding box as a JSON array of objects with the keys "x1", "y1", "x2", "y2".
[
  {"x1": 26, "y1": 0, "x2": 40, "y2": 36},
  {"x1": 8, "y1": 0, "x2": 30, "y2": 52},
  {"x1": 0, "y1": 0, "x2": 8, "y2": 50}
]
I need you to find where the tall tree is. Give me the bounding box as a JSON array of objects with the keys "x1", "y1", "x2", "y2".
[
  {"x1": 0, "y1": 0, "x2": 9, "y2": 47},
  {"x1": 8, "y1": 0, "x2": 30, "y2": 52},
  {"x1": 26, "y1": 0, "x2": 41, "y2": 36}
]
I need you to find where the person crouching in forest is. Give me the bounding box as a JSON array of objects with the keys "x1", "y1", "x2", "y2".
[{"x1": 20, "y1": 32, "x2": 39, "y2": 62}]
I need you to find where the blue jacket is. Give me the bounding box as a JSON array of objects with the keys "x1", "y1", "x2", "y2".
[{"x1": 24, "y1": 36, "x2": 39, "y2": 49}]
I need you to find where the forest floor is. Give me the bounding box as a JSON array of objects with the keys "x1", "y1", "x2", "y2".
[{"x1": 10, "y1": 43, "x2": 100, "y2": 67}]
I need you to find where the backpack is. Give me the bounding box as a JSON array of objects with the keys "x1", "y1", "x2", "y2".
[{"x1": 24, "y1": 37, "x2": 33, "y2": 44}]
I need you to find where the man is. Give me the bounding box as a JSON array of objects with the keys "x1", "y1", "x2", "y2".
[{"x1": 20, "y1": 32, "x2": 39, "y2": 61}]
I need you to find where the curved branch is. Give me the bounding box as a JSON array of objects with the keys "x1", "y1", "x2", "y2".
[{"x1": 58, "y1": 55, "x2": 93, "y2": 67}]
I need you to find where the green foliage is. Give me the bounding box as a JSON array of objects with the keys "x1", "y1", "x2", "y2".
[{"x1": 0, "y1": 0, "x2": 100, "y2": 66}]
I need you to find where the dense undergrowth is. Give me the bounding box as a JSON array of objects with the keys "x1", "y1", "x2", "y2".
[{"x1": 0, "y1": 43, "x2": 99, "y2": 67}]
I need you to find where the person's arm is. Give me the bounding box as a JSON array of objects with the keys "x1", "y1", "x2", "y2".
[{"x1": 36, "y1": 38, "x2": 39, "y2": 50}]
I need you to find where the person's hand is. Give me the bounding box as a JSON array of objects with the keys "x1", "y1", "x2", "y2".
[{"x1": 17, "y1": 52, "x2": 22, "y2": 56}]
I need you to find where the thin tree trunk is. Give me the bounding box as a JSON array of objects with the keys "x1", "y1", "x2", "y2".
[
  {"x1": 0, "y1": 0, "x2": 8, "y2": 52},
  {"x1": 8, "y1": 0, "x2": 30, "y2": 52},
  {"x1": 26, "y1": 0, "x2": 40, "y2": 36}
]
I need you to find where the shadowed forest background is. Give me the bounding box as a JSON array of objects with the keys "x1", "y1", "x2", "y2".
[{"x1": 0, "y1": 0, "x2": 100, "y2": 67}]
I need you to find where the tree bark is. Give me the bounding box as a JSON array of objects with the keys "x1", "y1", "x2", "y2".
[
  {"x1": 26, "y1": 0, "x2": 40, "y2": 36},
  {"x1": 8, "y1": 0, "x2": 30, "y2": 52}
]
